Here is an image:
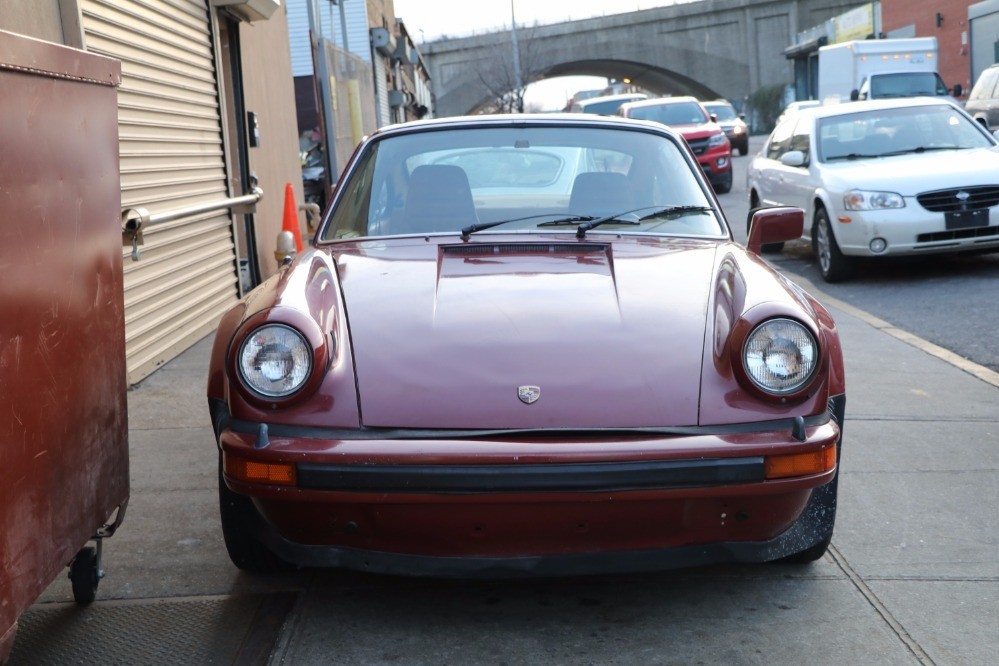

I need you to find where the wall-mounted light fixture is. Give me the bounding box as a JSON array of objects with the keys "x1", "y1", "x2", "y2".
[{"x1": 936, "y1": 12, "x2": 944, "y2": 28}]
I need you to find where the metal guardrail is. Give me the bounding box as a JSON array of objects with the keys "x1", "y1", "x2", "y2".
[{"x1": 121, "y1": 187, "x2": 263, "y2": 261}]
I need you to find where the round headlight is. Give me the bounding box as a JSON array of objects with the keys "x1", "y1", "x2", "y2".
[
  {"x1": 743, "y1": 318, "x2": 818, "y2": 394},
  {"x1": 238, "y1": 324, "x2": 312, "y2": 397}
]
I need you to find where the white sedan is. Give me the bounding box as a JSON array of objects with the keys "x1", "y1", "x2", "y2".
[{"x1": 747, "y1": 97, "x2": 999, "y2": 281}]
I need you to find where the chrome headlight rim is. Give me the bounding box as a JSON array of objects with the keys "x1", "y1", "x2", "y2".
[
  {"x1": 843, "y1": 189, "x2": 905, "y2": 211},
  {"x1": 741, "y1": 317, "x2": 820, "y2": 397},
  {"x1": 237, "y1": 323, "x2": 313, "y2": 399}
]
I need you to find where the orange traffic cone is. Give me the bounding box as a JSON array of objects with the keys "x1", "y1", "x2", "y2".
[{"x1": 282, "y1": 183, "x2": 304, "y2": 252}]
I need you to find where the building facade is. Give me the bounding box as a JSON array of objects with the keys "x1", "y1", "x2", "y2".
[
  {"x1": 2, "y1": 0, "x2": 303, "y2": 383},
  {"x1": 880, "y1": 0, "x2": 975, "y2": 95}
]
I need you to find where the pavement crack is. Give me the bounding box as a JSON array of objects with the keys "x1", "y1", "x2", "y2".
[{"x1": 829, "y1": 544, "x2": 937, "y2": 665}]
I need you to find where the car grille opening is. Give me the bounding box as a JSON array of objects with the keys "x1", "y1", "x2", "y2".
[
  {"x1": 916, "y1": 185, "x2": 999, "y2": 212},
  {"x1": 916, "y1": 226, "x2": 999, "y2": 244},
  {"x1": 443, "y1": 243, "x2": 608, "y2": 256},
  {"x1": 686, "y1": 137, "x2": 709, "y2": 155}
]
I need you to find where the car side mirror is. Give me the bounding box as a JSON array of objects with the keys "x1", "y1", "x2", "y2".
[
  {"x1": 779, "y1": 150, "x2": 806, "y2": 167},
  {"x1": 747, "y1": 207, "x2": 804, "y2": 255},
  {"x1": 850, "y1": 89, "x2": 860, "y2": 102},
  {"x1": 738, "y1": 113, "x2": 746, "y2": 120},
  {"x1": 952, "y1": 83, "x2": 963, "y2": 97},
  {"x1": 710, "y1": 113, "x2": 718, "y2": 122}
]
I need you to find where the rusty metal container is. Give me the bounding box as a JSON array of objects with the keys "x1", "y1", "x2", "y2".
[{"x1": 0, "y1": 30, "x2": 127, "y2": 660}]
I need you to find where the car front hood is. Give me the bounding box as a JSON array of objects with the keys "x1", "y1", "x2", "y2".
[
  {"x1": 334, "y1": 237, "x2": 717, "y2": 429},
  {"x1": 821, "y1": 147, "x2": 999, "y2": 195}
]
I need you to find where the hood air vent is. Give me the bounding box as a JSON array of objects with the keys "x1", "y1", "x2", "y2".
[{"x1": 444, "y1": 243, "x2": 607, "y2": 256}]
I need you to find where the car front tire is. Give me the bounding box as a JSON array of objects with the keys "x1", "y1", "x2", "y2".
[
  {"x1": 713, "y1": 169, "x2": 733, "y2": 194},
  {"x1": 813, "y1": 207, "x2": 854, "y2": 282}
]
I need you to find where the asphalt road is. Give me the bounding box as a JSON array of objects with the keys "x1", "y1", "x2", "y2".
[{"x1": 719, "y1": 135, "x2": 999, "y2": 373}]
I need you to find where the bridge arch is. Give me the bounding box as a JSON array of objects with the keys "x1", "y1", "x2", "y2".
[
  {"x1": 465, "y1": 59, "x2": 724, "y2": 114},
  {"x1": 421, "y1": 0, "x2": 863, "y2": 117}
]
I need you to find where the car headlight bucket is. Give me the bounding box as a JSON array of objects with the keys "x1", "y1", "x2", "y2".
[
  {"x1": 708, "y1": 132, "x2": 728, "y2": 148},
  {"x1": 743, "y1": 318, "x2": 818, "y2": 394},
  {"x1": 843, "y1": 190, "x2": 904, "y2": 211},
  {"x1": 238, "y1": 324, "x2": 313, "y2": 397}
]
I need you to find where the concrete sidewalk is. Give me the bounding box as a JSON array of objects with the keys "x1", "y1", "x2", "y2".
[{"x1": 9, "y1": 287, "x2": 999, "y2": 665}]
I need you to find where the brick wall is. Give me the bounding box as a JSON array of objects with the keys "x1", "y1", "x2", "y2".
[{"x1": 880, "y1": 0, "x2": 974, "y2": 96}]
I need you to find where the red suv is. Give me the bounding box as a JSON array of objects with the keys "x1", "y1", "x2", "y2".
[{"x1": 617, "y1": 97, "x2": 733, "y2": 193}]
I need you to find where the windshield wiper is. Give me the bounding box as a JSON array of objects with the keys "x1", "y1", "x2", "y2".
[
  {"x1": 461, "y1": 213, "x2": 591, "y2": 239},
  {"x1": 825, "y1": 153, "x2": 883, "y2": 161},
  {"x1": 636, "y1": 205, "x2": 714, "y2": 221},
  {"x1": 880, "y1": 145, "x2": 963, "y2": 157}
]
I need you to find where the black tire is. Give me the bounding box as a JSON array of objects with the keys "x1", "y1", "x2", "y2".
[
  {"x1": 219, "y1": 463, "x2": 293, "y2": 573},
  {"x1": 813, "y1": 207, "x2": 854, "y2": 282},
  {"x1": 746, "y1": 201, "x2": 785, "y2": 254},
  {"x1": 713, "y1": 170, "x2": 733, "y2": 194},
  {"x1": 69, "y1": 547, "x2": 99, "y2": 605},
  {"x1": 738, "y1": 140, "x2": 749, "y2": 156}
]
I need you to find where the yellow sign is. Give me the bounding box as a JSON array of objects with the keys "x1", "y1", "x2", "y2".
[{"x1": 834, "y1": 3, "x2": 876, "y2": 43}]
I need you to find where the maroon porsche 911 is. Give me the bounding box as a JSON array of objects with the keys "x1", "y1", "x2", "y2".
[{"x1": 207, "y1": 114, "x2": 845, "y2": 576}]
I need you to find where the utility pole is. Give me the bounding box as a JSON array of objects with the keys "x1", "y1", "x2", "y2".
[{"x1": 510, "y1": 0, "x2": 522, "y2": 112}]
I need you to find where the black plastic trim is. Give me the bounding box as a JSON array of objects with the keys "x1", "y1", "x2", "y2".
[
  {"x1": 216, "y1": 408, "x2": 832, "y2": 442},
  {"x1": 296, "y1": 457, "x2": 765, "y2": 493}
]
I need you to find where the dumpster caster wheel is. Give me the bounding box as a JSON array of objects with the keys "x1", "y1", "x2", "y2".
[{"x1": 69, "y1": 546, "x2": 101, "y2": 605}]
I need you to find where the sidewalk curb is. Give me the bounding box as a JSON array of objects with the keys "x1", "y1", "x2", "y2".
[{"x1": 794, "y1": 276, "x2": 999, "y2": 390}]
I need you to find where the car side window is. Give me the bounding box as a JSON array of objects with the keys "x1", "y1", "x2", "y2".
[
  {"x1": 788, "y1": 120, "x2": 810, "y2": 163},
  {"x1": 766, "y1": 118, "x2": 795, "y2": 160}
]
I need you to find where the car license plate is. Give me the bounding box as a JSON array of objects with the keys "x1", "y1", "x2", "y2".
[{"x1": 945, "y1": 209, "x2": 990, "y2": 230}]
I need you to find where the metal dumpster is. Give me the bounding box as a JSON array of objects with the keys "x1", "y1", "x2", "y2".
[{"x1": 0, "y1": 30, "x2": 127, "y2": 661}]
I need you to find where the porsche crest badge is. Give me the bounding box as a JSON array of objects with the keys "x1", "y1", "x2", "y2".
[{"x1": 518, "y1": 385, "x2": 541, "y2": 404}]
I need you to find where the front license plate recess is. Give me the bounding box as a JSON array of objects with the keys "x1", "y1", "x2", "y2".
[{"x1": 944, "y1": 209, "x2": 990, "y2": 230}]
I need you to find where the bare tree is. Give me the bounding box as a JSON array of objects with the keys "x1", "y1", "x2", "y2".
[{"x1": 476, "y1": 22, "x2": 542, "y2": 114}]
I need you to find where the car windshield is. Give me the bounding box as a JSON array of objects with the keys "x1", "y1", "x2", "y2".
[
  {"x1": 320, "y1": 125, "x2": 722, "y2": 241},
  {"x1": 870, "y1": 72, "x2": 948, "y2": 98},
  {"x1": 817, "y1": 104, "x2": 994, "y2": 162},
  {"x1": 704, "y1": 104, "x2": 737, "y2": 121},
  {"x1": 626, "y1": 101, "x2": 709, "y2": 125}
]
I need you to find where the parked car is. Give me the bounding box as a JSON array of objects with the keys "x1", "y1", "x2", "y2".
[
  {"x1": 702, "y1": 99, "x2": 749, "y2": 155},
  {"x1": 208, "y1": 114, "x2": 845, "y2": 577},
  {"x1": 617, "y1": 96, "x2": 733, "y2": 193},
  {"x1": 570, "y1": 92, "x2": 647, "y2": 116},
  {"x1": 747, "y1": 97, "x2": 999, "y2": 282},
  {"x1": 775, "y1": 100, "x2": 821, "y2": 128},
  {"x1": 965, "y1": 63, "x2": 999, "y2": 130}
]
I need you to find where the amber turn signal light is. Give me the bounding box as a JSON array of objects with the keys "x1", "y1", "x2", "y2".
[
  {"x1": 764, "y1": 446, "x2": 836, "y2": 479},
  {"x1": 225, "y1": 454, "x2": 297, "y2": 486}
]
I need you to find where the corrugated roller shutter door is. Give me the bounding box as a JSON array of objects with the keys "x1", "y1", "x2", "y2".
[{"x1": 82, "y1": 0, "x2": 239, "y2": 383}]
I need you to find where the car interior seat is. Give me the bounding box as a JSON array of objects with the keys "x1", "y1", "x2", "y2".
[
  {"x1": 568, "y1": 172, "x2": 636, "y2": 217},
  {"x1": 402, "y1": 164, "x2": 478, "y2": 233}
]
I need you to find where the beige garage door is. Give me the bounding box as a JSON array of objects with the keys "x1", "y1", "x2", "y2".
[{"x1": 82, "y1": 0, "x2": 240, "y2": 383}]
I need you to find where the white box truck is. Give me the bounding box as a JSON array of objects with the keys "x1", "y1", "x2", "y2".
[{"x1": 817, "y1": 37, "x2": 959, "y2": 102}]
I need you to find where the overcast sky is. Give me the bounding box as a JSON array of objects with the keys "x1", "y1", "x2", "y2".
[{"x1": 392, "y1": 0, "x2": 694, "y2": 110}]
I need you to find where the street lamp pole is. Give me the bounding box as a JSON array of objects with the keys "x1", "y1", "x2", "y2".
[{"x1": 510, "y1": 0, "x2": 522, "y2": 112}]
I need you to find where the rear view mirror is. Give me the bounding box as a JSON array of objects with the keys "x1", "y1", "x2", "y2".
[
  {"x1": 850, "y1": 89, "x2": 860, "y2": 101},
  {"x1": 952, "y1": 83, "x2": 963, "y2": 97},
  {"x1": 747, "y1": 207, "x2": 804, "y2": 255}
]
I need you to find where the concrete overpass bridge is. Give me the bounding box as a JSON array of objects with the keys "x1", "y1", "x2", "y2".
[{"x1": 421, "y1": 0, "x2": 865, "y2": 116}]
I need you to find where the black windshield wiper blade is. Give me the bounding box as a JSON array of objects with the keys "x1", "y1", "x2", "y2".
[
  {"x1": 880, "y1": 145, "x2": 962, "y2": 157},
  {"x1": 636, "y1": 205, "x2": 714, "y2": 221},
  {"x1": 462, "y1": 213, "x2": 590, "y2": 239},
  {"x1": 535, "y1": 215, "x2": 597, "y2": 227},
  {"x1": 826, "y1": 153, "x2": 882, "y2": 161}
]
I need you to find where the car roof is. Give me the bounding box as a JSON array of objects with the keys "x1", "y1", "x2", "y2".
[
  {"x1": 576, "y1": 92, "x2": 647, "y2": 107},
  {"x1": 798, "y1": 96, "x2": 963, "y2": 120},
  {"x1": 619, "y1": 96, "x2": 700, "y2": 110},
  {"x1": 366, "y1": 113, "x2": 685, "y2": 140}
]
